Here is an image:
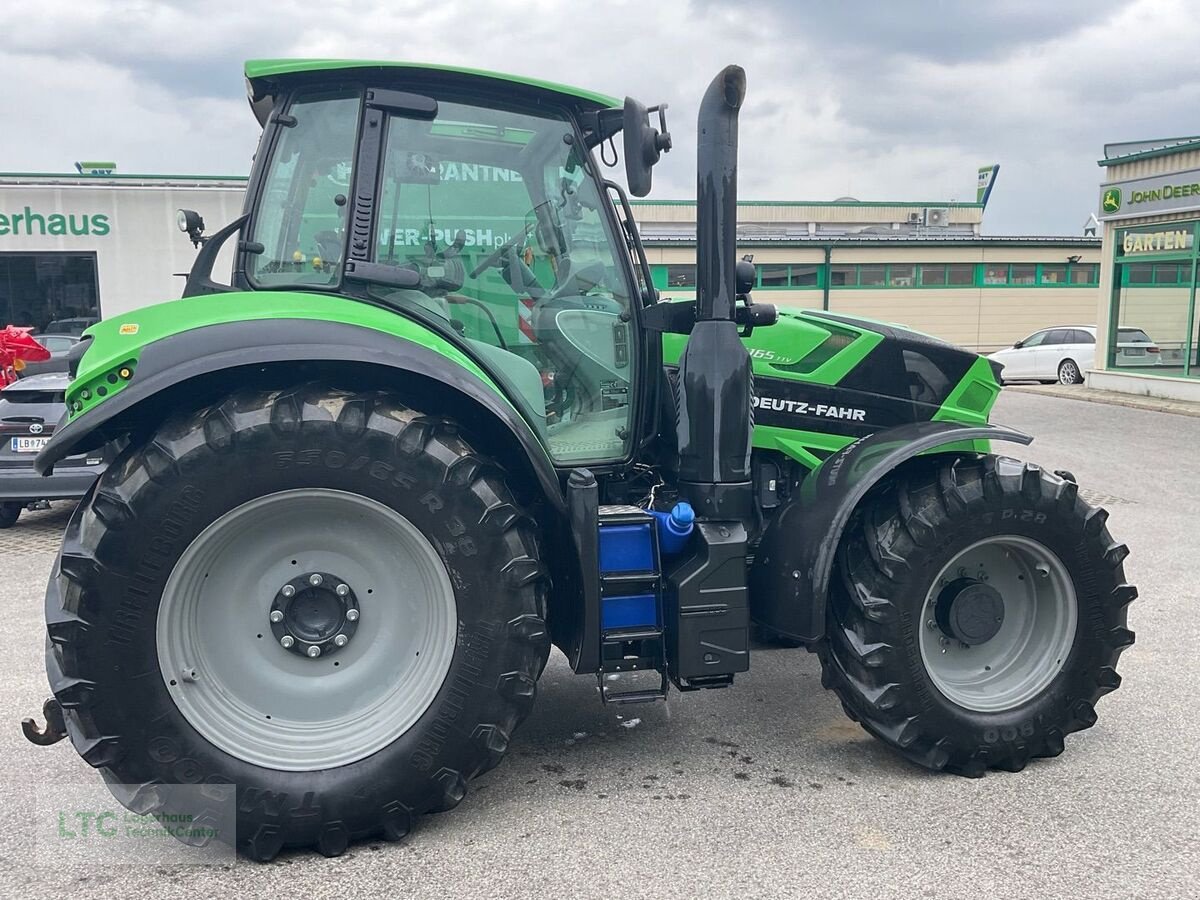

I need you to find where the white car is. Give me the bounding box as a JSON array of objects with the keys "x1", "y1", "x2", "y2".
[{"x1": 988, "y1": 325, "x2": 1160, "y2": 385}]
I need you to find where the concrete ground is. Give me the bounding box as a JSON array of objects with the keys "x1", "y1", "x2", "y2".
[{"x1": 0, "y1": 390, "x2": 1196, "y2": 899}]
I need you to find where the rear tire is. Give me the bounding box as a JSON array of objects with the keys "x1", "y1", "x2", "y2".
[
  {"x1": 44, "y1": 385, "x2": 550, "y2": 859},
  {"x1": 0, "y1": 502, "x2": 21, "y2": 528},
  {"x1": 819, "y1": 456, "x2": 1135, "y2": 776},
  {"x1": 1058, "y1": 359, "x2": 1083, "y2": 384}
]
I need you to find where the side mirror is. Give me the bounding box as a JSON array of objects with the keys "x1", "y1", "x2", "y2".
[
  {"x1": 1013, "y1": 340, "x2": 1024, "y2": 349},
  {"x1": 177, "y1": 208, "x2": 206, "y2": 248},
  {"x1": 735, "y1": 255, "x2": 756, "y2": 295},
  {"x1": 622, "y1": 98, "x2": 672, "y2": 197}
]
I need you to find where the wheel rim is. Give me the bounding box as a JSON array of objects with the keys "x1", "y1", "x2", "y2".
[
  {"x1": 157, "y1": 488, "x2": 457, "y2": 770},
  {"x1": 918, "y1": 535, "x2": 1077, "y2": 713},
  {"x1": 1059, "y1": 361, "x2": 1078, "y2": 384}
]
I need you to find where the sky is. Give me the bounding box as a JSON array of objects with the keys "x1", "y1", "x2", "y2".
[{"x1": 2, "y1": 0, "x2": 1198, "y2": 234}]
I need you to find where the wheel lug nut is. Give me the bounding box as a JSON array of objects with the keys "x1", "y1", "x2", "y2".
[
  {"x1": 926, "y1": 619, "x2": 936, "y2": 630},
  {"x1": 280, "y1": 635, "x2": 294, "y2": 649},
  {"x1": 336, "y1": 583, "x2": 349, "y2": 597},
  {"x1": 281, "y1": 585, "x2": 295, "y2": 598},
  {"x1": 270, "y1": 610, "x2": 284, "y2": 623},
  {"x1": 307, "y1": 645, "x2": 322, "y2": 658},
  {"x1": 346, "y1": 608, "x2": 360, "y2": 622},
  {"x1": 333, "y1": 634, "x2": 348, "y2": 647},
  {"x1": 309, "y1": 573, "x2": 323, "y2": 587}
]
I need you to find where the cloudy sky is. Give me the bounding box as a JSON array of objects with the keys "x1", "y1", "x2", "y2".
[{"x1": 3, "y1": 0, "x2": 1198, "y2": 234}]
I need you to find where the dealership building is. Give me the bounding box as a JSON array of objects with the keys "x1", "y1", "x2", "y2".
[
  {"x1": 1091, "y1": 136, "x2": 1200, "y2": 400},
  {"x1": 0, "y1": 170, "x2": 1102, "y2": 356}
]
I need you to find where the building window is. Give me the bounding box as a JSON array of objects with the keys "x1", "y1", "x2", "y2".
[
  {"x1": 758, "y1": 264, "x2": 788, "y2": 288},
  {"x1": 1124, "y1": 264, "x2": 1153, "y2": 285},
  {"x1": 1110, "y1": 221, "x2": 1198, "y2": 376},
  {"x1": 830, "y1": 265, "x2": 855, "y2": 286},
  {"x1": 946, "y1": 264, "x2": 974, "y2": 285},
  {"x1": 1009, "y1": 264, "x2": 1037, "y2": 285},
  {"x1": 888, "y1": 264, "x2": 915, "y2": 287},
  {"x1": 1040, "y1": 264, "x2": 1067, "y2": 284},
  {"x1": 983, "y1": 264, "x2": 1008, "y2": 285},
  {"x1": 0, "y1": 252, "x2": 100, "y2": 331},
  {"x1": 858, "y1": 264, "x2": 885, "y2": 287},
  {"x1": 790, "y1": 264, "x2": 818, "y2": 286},
  {"x1": 665, "y1": 264, "x2": 696, "y2": 288},
  {"x1": 1069, "y1": 263, "x2": 1098, "y2": 284},
  {"x1": 919, "y1": 264, "x2": 946, "y2": 286}
]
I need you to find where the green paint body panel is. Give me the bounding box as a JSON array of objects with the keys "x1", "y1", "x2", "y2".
[
  {"x1": 662, "y1": 302, "x2": 1001, "y2": 470},
  {"x1": 68, "y1": 292, "x2": 503, "y2": 422},
  {"x1": 244, "y1": 59, "x2": 620, "y2": 109}
]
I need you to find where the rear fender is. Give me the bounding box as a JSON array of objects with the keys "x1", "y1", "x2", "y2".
[{"x1": 749, "y1": 420, "x2": 1032, "y2": 642}]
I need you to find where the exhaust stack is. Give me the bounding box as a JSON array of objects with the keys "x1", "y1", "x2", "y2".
[{"x1": 674, "y1": 66, "x2": 754, "y2": 520}]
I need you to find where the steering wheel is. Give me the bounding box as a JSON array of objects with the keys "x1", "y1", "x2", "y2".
[{"x1": 469, "y1": 222, "x2": 535, "y2": 278}]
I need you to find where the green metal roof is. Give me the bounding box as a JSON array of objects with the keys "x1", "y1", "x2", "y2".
[
  {"x1": 244, "y1": 59, "x2": 620, "y2": 109},
  {"x1": 1098, "y1": 137, "x2": 1200, "y2": 167}
]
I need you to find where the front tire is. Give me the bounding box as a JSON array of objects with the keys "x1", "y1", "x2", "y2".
[
  {"x1": 45, "y1": 385, "x2": 550, "y2": 858},
  {"x1": 819, "y1": 456, "x2": 1135, "y2": 776},
  {"x1": 0, "y1": 502, "x2": 21, "y2": 528}
]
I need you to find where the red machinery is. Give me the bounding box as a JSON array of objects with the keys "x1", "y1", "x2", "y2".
[{"x1": 0, "y1": 326, "x2": 50, "y2": 385}]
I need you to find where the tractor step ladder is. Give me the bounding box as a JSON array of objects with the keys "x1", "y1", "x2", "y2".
[{"x1": 596, "y1": 506, "x2": 668, "y2": 704}]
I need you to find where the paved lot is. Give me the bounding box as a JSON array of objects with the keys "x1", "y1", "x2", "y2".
[{"x1": 1, "y1": 391, "x2": 1197, "y2": 899}]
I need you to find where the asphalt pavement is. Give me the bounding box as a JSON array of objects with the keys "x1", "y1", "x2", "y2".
[{"x1": 1, "y1": 390, "x2": 1196, "y2": 899}]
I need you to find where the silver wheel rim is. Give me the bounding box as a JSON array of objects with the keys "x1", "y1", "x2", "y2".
[
  {"x1": 1059, "y1": 361, "x2": 1078, "y2": 384},
  {"x1": 157, "y1": 488, "x2": 457, "y2": 770},
  {"x1": 918, "y1": 535, "x2": 1077, "y2": 713}
]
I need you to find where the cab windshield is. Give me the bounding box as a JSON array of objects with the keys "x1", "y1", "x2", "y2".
[{"x1": 247, "y1": 86, "x2": 637, "y2": 464}]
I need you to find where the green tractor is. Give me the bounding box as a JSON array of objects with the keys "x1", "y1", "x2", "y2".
[{"x1": 24, "y1": 60, "x2": 1134, "y2": 859}]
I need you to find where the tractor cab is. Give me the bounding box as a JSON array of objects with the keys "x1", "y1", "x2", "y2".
[{"x1": 189, "y1": 60, "x2": 674, "y2": 467}]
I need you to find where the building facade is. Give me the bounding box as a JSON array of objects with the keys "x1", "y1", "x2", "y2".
[
  {"x1": 637, "y1": 200, "x2": 1100, "y2": 353},
  {"x1": 0, "y1": 172, "x2": 244, "y2": 330},
  {"x1": 1091, "y1": 137, "x2": 1200, "y2": 400},
  {"x1": 0, "y1": 173, "x2": 1101, "y2": 356}
]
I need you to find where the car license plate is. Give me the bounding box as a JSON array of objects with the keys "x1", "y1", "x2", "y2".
[
  {"x1": 1125, "y1": 347, "x2": 1145, "y2": 356},
  {"x1": 10, "y1": 436, "x2": 49, "y2": 453}
]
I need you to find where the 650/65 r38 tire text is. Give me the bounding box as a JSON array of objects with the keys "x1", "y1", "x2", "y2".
[
  {"x1": 43, "y1": 385, "x2": 550, "y2": 860},
  {"x1": 819, "y1": 455, "x2": 1135, "y2": 776}
]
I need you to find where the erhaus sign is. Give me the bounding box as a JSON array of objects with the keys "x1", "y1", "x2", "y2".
[
  {"x1": 1099, "y1": 168, "x2": 1200, "y2": 221},
  {"x1": 0, "y1": 207, "x2": 110, "y2": 237}
]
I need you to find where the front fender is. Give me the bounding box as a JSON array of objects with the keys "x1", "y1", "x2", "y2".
[
  {"x1": 35, "y1": 313, "x2": 563, "y2": 514},
  {"x1": 749, "y1": 420, "x2": 1032, "y2": 642}
]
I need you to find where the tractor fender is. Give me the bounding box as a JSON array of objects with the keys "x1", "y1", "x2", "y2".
[
  {"x1": 35, "y1": 318, "x2": 565, "y2": 517},
  {"x1": 749, "y1": 420, "x2": 1032, "y2": 643}
]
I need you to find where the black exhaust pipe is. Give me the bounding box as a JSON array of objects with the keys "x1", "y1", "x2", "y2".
[{"x1": 675, "y1": 65, "x2": 754, "y2": 520}]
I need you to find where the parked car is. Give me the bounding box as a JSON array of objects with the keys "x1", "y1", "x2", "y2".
[
  {"x1": 988, "y1": 325, "x2": 1160, "y2": 385},
  {"x1": 18, "y1": 334, "x2": 79, "y2": 377},
  {"x1": 0, "y1": 373, "x2": 110, "y2": 527},
  {"x1": 42, "y1": 316, "x2": 99, "y2": 337}
]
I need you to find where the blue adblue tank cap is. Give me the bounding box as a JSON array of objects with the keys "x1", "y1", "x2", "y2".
[{"x1": 653, "y1": 501, "x2": 695, "y2": 555}]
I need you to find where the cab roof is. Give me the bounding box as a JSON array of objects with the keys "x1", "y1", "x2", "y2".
[{"x1": 244, "y1": 59, "x2": 620, "y2": 117}]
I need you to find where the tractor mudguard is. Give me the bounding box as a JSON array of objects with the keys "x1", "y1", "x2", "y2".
[
  {"x1": 749, "y1": 420, "x2": 1032, "y2": 643},
  {"x1": 34, "y1": 317, "x2": 564, "y2": 516}
]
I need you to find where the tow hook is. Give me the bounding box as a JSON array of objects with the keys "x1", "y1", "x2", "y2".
[{"x1": 22, "y1": 697, "x2": 67, "y2": 746}]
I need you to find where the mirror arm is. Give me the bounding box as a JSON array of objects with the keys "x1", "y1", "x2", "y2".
[{"x1": 182, "y1": 214, "x2": 249, "y2": 298}]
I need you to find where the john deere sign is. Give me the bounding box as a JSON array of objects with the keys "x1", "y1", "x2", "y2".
[{"x1": 1098, "y1": 167, "x2": 1200, "y2": 220}]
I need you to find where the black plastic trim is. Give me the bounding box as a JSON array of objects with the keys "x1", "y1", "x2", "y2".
[{"x1": 749, "y1": 420, "x2": 1032, "y2": 642}]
